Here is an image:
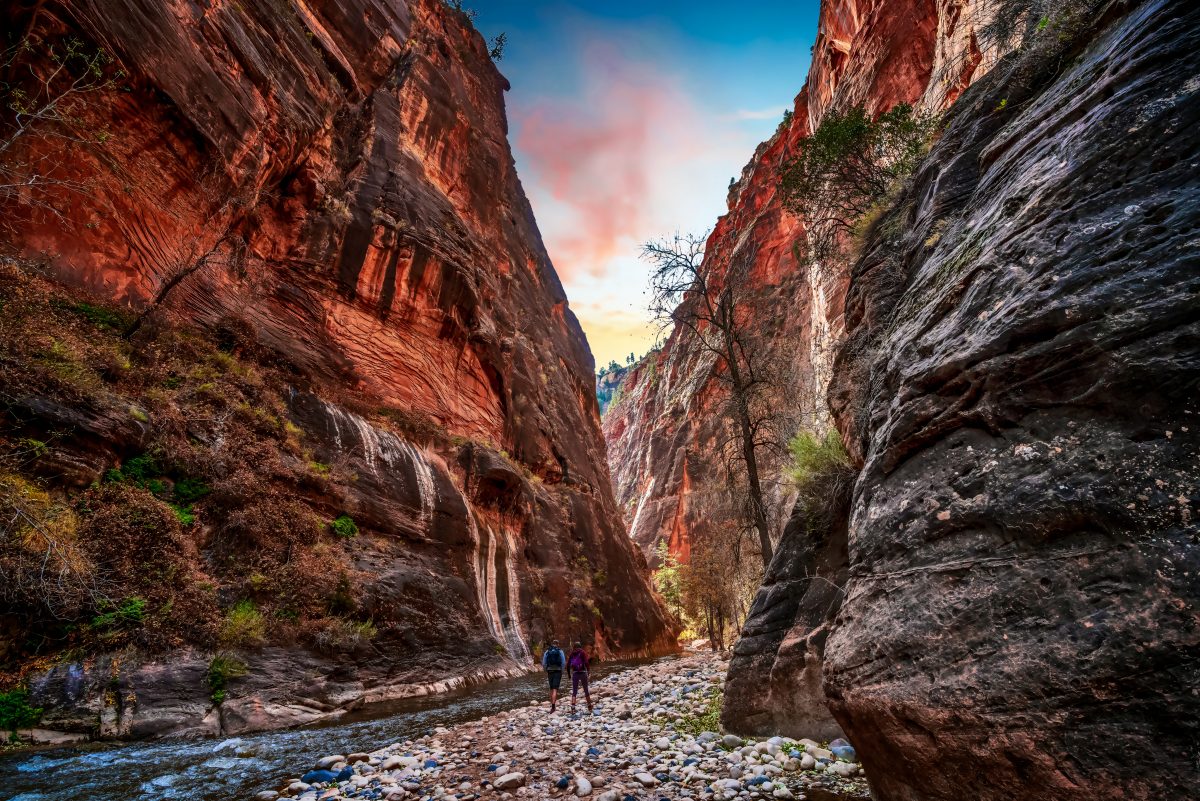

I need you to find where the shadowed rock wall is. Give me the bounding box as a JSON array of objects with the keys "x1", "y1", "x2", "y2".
[{"x1": 825, "y1": 1, "x2": 1200, "y2": 797}]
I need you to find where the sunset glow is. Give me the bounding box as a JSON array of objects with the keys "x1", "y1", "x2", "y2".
[{"x1": 475, "y1": 2, "x2": 818, "y2": 368}]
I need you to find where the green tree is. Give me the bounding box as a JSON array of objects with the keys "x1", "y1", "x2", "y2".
[
  {"x1": 652, "y1": 541, "x2": 684, "y2": 621},
  {"x1": 779, "y1": 103, "x2": 938, "y2": 259},
  {"x1": 488, "y1": 33, "x2": 507, "y2": 61}
]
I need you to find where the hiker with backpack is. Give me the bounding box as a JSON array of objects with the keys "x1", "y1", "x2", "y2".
[
  {"x1": 542, "y1": 638, "x2": 566, "y2": 712},
  {"x1": 567, "y1": 640, "x2": 593, "y2": 714}
]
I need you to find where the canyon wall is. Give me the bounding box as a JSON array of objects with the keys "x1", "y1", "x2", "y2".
[
  {"x1": 607, "y1": 0, "x2": 1198, "y2": 796},
  {"x1": 0, "y1": 0, "x2": 675, "y2": 740},
  {"x1": 825, "y1": 0, "x2": 1199, "y2": 797}
]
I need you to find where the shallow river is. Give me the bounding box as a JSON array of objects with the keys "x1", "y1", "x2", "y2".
[{"x1": 1, "y1": 656, "x2": 672, "y2": 801}]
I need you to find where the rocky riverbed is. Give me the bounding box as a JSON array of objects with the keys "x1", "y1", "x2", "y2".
[{"x1": 260, "y1": 652, "x2": 869, "y2": 801}]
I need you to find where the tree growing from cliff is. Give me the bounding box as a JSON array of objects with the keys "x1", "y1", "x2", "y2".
[
  {"x1": 642, "y1": 232, "x2": 777, "y2": 569},
  {"x1": 0, "y1": 36, "x2": 123, "y2": 228},
  {"x1": 779, "y1": 103, "x2": 938, "y2": 260}
]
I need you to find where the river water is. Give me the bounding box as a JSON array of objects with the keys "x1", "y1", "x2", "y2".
[{"x1": 1, "y1": 656, "x2": 671, "y2": 801}]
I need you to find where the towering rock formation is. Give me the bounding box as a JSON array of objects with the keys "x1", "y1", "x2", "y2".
[
  {"x1": 824, "y1": 1, "x2": 1199, "y2": 797},
  {"x1": 0, "y1": 0, "x2": 674, "y2": 739},
  {"x1": 609, "y1": 0, "x2": 1198, "y2": 797}
]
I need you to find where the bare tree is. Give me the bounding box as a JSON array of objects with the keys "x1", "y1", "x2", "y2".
[
  {"x1": 0, "y1": 35, "x2": 123, "y2": 227},
  {"x1": 642, "y1": 232, "x2": 777, "y2": 568}
]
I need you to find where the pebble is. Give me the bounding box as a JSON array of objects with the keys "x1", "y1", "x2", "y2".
[
  {"x1": 494, "y1": 771, "x2": 525, "y2": 790},
  {"x1": 263, "y1": 652, "x2": 869, "y2": 800}
]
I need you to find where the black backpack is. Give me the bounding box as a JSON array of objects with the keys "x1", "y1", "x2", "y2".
[{"x1": 545, "y1": 647, "x2": 564, "y2": 669}]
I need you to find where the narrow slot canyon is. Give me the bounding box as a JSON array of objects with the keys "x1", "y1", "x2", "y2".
[{"x1": 0, "y1": 1, "x2": 1195, "y2": 800}]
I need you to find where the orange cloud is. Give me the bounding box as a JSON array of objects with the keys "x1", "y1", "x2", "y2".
[{"x1": 514, "y1": 43, "x2": 724, "y2": 281}]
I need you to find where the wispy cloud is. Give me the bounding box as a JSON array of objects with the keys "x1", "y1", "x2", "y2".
[
  {"x1": 512, "y1": 40, "x2": 762, "y2": 285},
  {"x1": 503, "y1": 15, "x2": 790, "y2": 365}
]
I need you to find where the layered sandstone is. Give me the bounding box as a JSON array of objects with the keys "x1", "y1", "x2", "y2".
[
  {"x1": 825, "y1": 1, "x2": 1200, "y2": 797},
  {"x1": 0, "y1": 0, "x2": 675, "y2": 739}
]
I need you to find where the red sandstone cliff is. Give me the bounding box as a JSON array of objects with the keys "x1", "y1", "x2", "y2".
[{"x1": 0, "y1": 0, "x2": 675, "y2": 740}]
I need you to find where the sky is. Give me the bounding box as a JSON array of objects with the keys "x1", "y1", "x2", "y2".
[{"x1": 472, "y1": 1, "x2": 820, "y2": 370}]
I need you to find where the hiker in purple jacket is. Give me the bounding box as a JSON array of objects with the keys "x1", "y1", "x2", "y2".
[{"x1": 567, "y1": 641, "x2": 593, "y2": 714}]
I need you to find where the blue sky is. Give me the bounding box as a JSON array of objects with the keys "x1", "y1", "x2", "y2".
[{"x1": 471, "y1": 2, "x2": 820, "y2": 368}]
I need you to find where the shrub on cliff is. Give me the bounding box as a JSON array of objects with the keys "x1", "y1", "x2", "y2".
[
  {"x1": 0, "y1": 471, "x2": 97, "y2": 626},
  {"x1": 206, "y1": 654, "x2": 247, "y2": 705},
  {"x1": 329, "y1": 514, "x2": 358, "y2": 539},
  {"x1": 779, "y1": 103, "x2": 939, "y2": 260},
  {"x1": 786, "y1": 430, "x2": 854, "y2": 533},
  {"x1": 220, "y1": 600, "x2": 265, "y2": 647}
]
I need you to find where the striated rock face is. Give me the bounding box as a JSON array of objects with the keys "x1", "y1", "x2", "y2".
[
  {"x1": 1, "y1": 0, "x2": 675, "y2": 739},
  {"x1": 824, "y1": 1, "x2": 1200, "y2": 797}
]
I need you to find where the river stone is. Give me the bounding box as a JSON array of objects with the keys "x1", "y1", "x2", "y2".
[
  {"x1": 831, "y1": 745, "x2": 857, "y2": 762},
  {"x1": 493, "y1": 772, "x2": 525, "y2": 790},
  {"x1": 315, "y1": 755, "x2": 345, "y2": 770},
  {"x1": 722, "y1": 735, "x2": 742, "y2": 748},
  {"x1": 575, "y1": 775, "x2": 593, "y2": 796},
  {"x1": 804, "y1": 745, "x2": 833, "y2": 760},
  {"x1": 635, "y1": 772, "x2": 659, "y2": 786},
  {"x1": 300, "y1": 770, "x2": 338, "y2": 785}
]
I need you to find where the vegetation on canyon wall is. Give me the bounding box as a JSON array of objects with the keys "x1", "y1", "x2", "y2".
[
  {"x1": 779, "y1": 103, "x2": 940, "y2": 262},
  {"x1": 0, "y1": 35, "x2": 123, "y2": 225},
  {"x1": 0, "y1": 261, "x2": 387, "y2": 679}
]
